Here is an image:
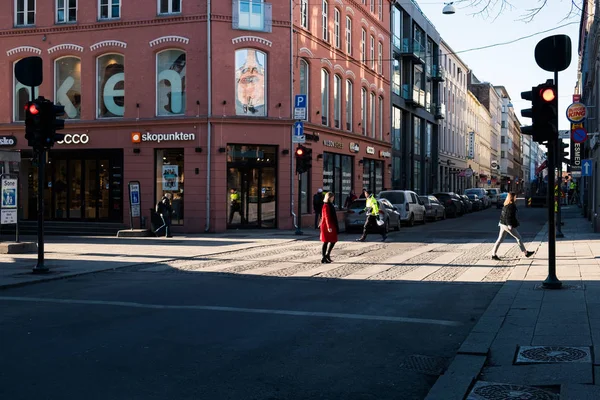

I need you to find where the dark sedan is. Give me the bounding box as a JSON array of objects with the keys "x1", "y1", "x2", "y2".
[
  {"x1": 419, "y1": 195, "x2": 446, "y2": 221},
  {"x1": 432, "y1": 192, "x2": 463, "y2": 217}
]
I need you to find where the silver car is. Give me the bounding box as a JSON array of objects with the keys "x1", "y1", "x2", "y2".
[{"x1": 344, "y1": 198, "x2": 401, "y2": 233}]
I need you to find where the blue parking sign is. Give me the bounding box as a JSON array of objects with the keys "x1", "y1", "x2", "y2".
[{"x1": 1, "y1": 178, "x2": 17, "y2": 209}]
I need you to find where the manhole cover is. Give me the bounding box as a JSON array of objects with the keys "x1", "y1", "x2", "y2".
[
  {"x1": 515, "y1": 346, "x2": 591, "y2": 364},
  {"x1": 533, "y1": 283, "x2": 584, "y2": 290},
  {"x1": 398, "y1": 354, "x2": 447, "y2": 376},
  {"x1": 467, "y1": 381, "x2": 558, "y2": 400}
]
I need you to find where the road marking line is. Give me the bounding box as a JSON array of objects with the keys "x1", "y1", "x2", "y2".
[{"x1": 0, "y1": 296, "x2": 462, "y2": 326}]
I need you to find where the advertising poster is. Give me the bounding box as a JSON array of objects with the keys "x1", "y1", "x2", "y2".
[
  {"x1": 235, "y1": 49, "x2": 266, "y2": 116},
  {"x1": 162, "y1": 166, "x2": 179, "y2": 191}
]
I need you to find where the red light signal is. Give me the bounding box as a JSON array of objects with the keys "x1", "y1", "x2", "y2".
[
  {"x1": 29, "y1": 104, "x2": 39, "y2": 114},
  {"x1": 296, "y1": 148, "x2": 304, "y2": 156},
  {"x1": 541, "y1": 88, "x2": 556, "y2": 102}
]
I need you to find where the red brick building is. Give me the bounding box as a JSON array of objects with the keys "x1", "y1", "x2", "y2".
[{"x1": 0, "y1": 0, "x2": 391, "y2": 233}]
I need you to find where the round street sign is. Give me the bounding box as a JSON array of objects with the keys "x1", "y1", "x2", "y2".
[
  {"x1": 566, "y1": 102, "x2": 587, "y2": 123},
  {"x1": 572, "y1": 127, "x2": 588, "y2": 143},
  {"x1": 465, "y1": 168, "x2": 473, "y2": 178}
]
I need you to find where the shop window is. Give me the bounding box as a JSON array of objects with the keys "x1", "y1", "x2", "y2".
[
  {"x1": 370, "y1": 92, "x2": 376, "y2": 138},
  {"x1": 323, "y1": 152, "x2": 353, "y2": 208},
  {"x1": 13, "y1": 61, "x2": 39, "y2": 122},
  {"x1": 97, "y1": 53, "x2": 124, "y2": 118},
  {"x1": 155, "y1": 149, "x2": 185, "y2": 225},
  {"x1": 363, "y1": 159, "x2": 383, "y2": 194},
  {"x1": 15, "y1": 0, "x2": 35, "y2": 26},
  {"x1": 159, "y1": 0, "x2": 181, "y2": 14},
  {"x1": 321, "y1": 69, "x2": 329, "y2": 125},
  {"x1": 57, "y1": 0, "x2": 77, "y2": 23},
  {"x1": 157, "y1": 49, "x2": 186, "y2": 116},
  {"x1": 235, "y1": 49, "x2": 267, "y2": 116},
  {"x1": 55, "y1": 56, "x2": 81, "y2": 119},
  {"x1": 99, "y1": 0, "x2": 120, "y2": 19},
  {"x1": 345, "y1": 79, "x2": 353, "y2": 131}
]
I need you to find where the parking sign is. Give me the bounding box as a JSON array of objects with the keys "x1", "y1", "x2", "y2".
[{"x1": 294, "y1": 95, "x2": 307, "y2": 120}]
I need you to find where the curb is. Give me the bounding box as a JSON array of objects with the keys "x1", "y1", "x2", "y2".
[
  {"x1": 0, "y1": 236, "x2": 310, "y2": 291},
  {"x1": 424, "y1": 222, "x2": 549, "y2": 400}
]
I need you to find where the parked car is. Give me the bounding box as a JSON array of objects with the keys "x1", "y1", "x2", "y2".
[
  {"x1": 419, "y1": 195, "x2": 446, "y2": 221},
  {"x1": 466, "y1": 193, "x2": 482, "y2": 211},
  {"x1": 432, "y1": 192, "x2": 463, "y2": 217},
  {"x1": 464, "y1": 188, "x2": 491, "y2": 208},
  {"x1": 460, "y1": 195, "x2": 473, "y2": 213},
  {"x1": 378, "y1": 190, "x2": 426, "y2": 226},
  {"x1": 487, "y1": 188, "x2": 501, "y2": 205},
  {"x1": 344, "y1": 198, "x2": 401, "y2": 233},
  {"x1": 497, "y1": 192, "x2": 509, "y2": 208}
]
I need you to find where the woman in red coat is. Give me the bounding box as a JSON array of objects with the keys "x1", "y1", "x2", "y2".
[{"x1": 320, "y1": 192, "x2": 339, "y2": 263}]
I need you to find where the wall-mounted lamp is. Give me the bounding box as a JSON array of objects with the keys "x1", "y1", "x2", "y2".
[
  {"x1": 222, "y1": 100, "x2": 227, "y2": 105},
  {"x1": 316, "y1": 111, "x2": 320, "y2": 115},
  {"x1": 42, "y1": 34, "x2": 47, "y2": 41},
  {"x1": 358, "y1": 160, "x2": 364, "y2": 165},
  {"x1": 282, "y1": 149, "x2": 290, "y2": 155},
  {"x1": 277, "y1": 103, "x2": 282, "y2": 108},
  {"x1": 133, "y1": 148, "x2": 141, "y2": 154},
  {"x1": 317, "y1": 154, "x2": 323, "y2": 160},
  {"x1": 195, "y1": 147, "x2": 202, "y2": 153},
  {"x1": 136, "y1": 103, "x2": 140, "y2": 108},
  {"x1": 358, "y1": 122, "x2": 361, "y2": 126},
  {"x1": 387, "y1": 132, "x2": 390, "y2": 136},
  {"x1": 218, "y1": 147, "x2": 226, "y2": 153}
]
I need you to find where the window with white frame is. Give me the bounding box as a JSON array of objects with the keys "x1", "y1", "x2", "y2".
[
  {"x1": 97, "y1": 53, "x2": 125, "y2": 118},
  {"x1": 361, "y1": 87, "x2": 367, "y2": 135},
  {"x1": 159, "y1": 0, "x2": 181, "y2": 14},
  {"x1": 235, "y1": 49, "x2": 267, "y2": 116},
  {"x1": 321, "y1": 69, "x2": 329, "y2": 126},
  {"x1": 345, "y1": 17, "x2": 352, "y2": 55},
  {"x1": 334, "y1": 8, "x2": 340, "y2": 49},
  {"x1": 361, "y1": 29, "x2": 366, "y2": 64},
  {"x1": 346, "y1": 79, "x2": 353, "y2": 131},
  {"x1": 370, "y1": 36, "x2": 375, "y2": 70},
  {"x1": 99, "y1": 0, "x2": 121, "y2": 19},
  {"x1": 334, "y1": 74, "x2": 341, "y2": 128},
  {"x1": 378, "y1": 96, "x2": 383, "y2": 140},
  {"x1": 15, "y1": 0, "x2": 35, "y2": 26},
  {"x1": 370, "y1": 0, "x2": 374, "y2": 13},
  {"x1": 157, "y1": 50, "x2": 186, "y2": 116},
  {"x1": 378, "y1": 0, "x2": 382, "y2": 19},
  {"x1": 378, "y1": 42, "x2": 383, "y2": 74},
  {"x1": 370, "y1": 92, "x2": 375, "y2": 138},
  {"x1": 300, "y1": 0, "x2": 308, "y2": 29},
  {"x1": 322, "y1": 0, "x2": 328, "y2": 42},
  {"x1": 237, "y1": 0, "x2": 266, "y2": 31},
  {"x1": 57, "y1": 0, "x2": 77, "y2": 23}
]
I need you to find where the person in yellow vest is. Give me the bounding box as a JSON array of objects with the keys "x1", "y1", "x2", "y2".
[
  {"x1": 228, "y1": 188, "x2": 243, "y2": 224},
  {"x1": 356, "y1": 190, "x2": 387, "y2": 242},
  {"x1": 569, "y1": 180, "x2": 576, "y2": 204}
]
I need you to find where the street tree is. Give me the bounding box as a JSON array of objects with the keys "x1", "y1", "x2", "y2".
[{"x1": 464, "y1": 0, "x2": 584, "y2": 22}]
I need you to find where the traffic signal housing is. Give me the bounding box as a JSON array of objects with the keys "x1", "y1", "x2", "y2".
[
  {"x1": 23, "y1": 96, "x2": 66, "y2": 149},
  {"x1": 24, "y1": 100, "x2": 43, "y2": 147},
  {"x1": 558, "y1": 141, "x2": 569, "y2": 166},
  {"x1": 295, "y1": 145, "x2": 312, "y2": 174},
  {"x1": 45, "y1": 102, "x2": 65, "y2": 146},
  {"x1": 520, "y1": 79, "x2": 558, "y2": 143}
]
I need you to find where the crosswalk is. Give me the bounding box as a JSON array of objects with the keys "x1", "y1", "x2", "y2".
[{"x1": 137, "y1": 239, "x2": 524, "y2": 283}]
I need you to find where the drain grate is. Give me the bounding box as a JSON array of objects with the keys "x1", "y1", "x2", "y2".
[
  {"x1": 534, "y1": 283, "x2": 585, "y2": 290},
  {"x1": 515, "y1": 346, "x2": 591, "y2": 364},
  {"x1": 467, "y1": 381, "x2": 558, "y2": 400},
  {"x1": 398, "y1": 354, "x2": 448, "y2": 376}
]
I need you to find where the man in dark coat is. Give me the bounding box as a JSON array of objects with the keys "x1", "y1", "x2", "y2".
[{"x1": 313, "y1": 188, "x2": 324, "y2": 229}]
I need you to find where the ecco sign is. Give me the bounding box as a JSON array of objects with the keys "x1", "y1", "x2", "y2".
[
  {"x1": 57, "y1": 134, "x2": 89, "y2": 145},
  {"x1": 0, "y1": 135, "x2": 16, "y2": 147}
]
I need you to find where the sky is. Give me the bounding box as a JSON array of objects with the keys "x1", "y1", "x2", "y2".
[{"x1": 416, "y1": 0, "x2": 582, "y2": 130}]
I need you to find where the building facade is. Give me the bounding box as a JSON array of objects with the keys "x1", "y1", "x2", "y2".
[
  {"x1": 390, "y1": 1, "x2": 442, "y2": 194},
  {"x1": 466, "y1": 91, "x2": 493, "y2": 188},
  {"x1": 438, "y1": 40, "x2": 468, "y2": 193},
  {"x1": 0, "y1": 0, "x2": 392, "y2": 233}
]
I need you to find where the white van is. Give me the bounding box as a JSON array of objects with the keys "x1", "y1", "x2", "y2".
[
  {"x1": 486, "y1": 188, "x2": 501, "y2": 205},
  {"x1": 378, "y1": 190, "x2": 426, "y2": 226}
]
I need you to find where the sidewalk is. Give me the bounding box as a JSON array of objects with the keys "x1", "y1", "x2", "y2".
[
  {"x1": 426, "y1": 206, "x2": 600, "y2": 399},
  {"x1": 0, "y1": 230, "x2": 318, "y2": 289}
]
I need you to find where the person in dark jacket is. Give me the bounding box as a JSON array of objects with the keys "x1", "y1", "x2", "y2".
[
  {"x1": 491, "y1": 193, "x2": 533, "y2": 260},
  {"x1": 155, "y1": 194, "x2": 173, "y2": 238},
  {"x1": 313, "y1": 188, "x2": 324, "y2": 229},
  {"x1": 320, "y1": 192, "x2": 339, "y2": 263}
]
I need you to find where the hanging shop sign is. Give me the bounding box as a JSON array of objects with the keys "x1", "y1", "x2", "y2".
[
  {"x1": 323, "y1": 139, "x2": 343, "y2": 149},
  {"x1": 491, "y1": 160, "x2": 499, "y2": 170},
  {"x1": 566, "y1": 102, "x2": 587, "y2": 123},
  {"x1": 349, "y1": 142, "x2": 360, "y2": 153},
  {"x1": 366, "y1": 146, "x2": 375, "y2": 155},
  {"x1": 468, "y1": 132, "x2": 475, "y2": 159},
  {"x1": 379, "y1": 151, "x2": 391, "y2": 158},
  {"x1": 132, "y1": 131, "x2": 196, "y2": 144}
]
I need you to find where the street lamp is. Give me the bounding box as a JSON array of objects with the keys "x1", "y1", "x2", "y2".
[{"x1": 442, "y1": 2, "x2": 456, "y2": 14}]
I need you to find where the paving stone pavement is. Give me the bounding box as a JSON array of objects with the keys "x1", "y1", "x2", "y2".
[{"x1": 426, "y1": 206, "x2": 600, "y2": 400}]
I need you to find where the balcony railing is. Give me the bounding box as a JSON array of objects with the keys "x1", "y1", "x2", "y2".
[
  {"x1": 401, "y1": 38, "x2": 425, "y2": 62},
  {"x1": 432, "y1": 103, "x2": 446, "y2": 120},
  {"x1": 432, "y1": 65, "x2": 446, "y2": 81},
  {"x1": 402, "y1": 84, "x2": 426, "y2": 108},
  {"x1": 232, "y1": 0, "x2": 272, "y2": 32}
]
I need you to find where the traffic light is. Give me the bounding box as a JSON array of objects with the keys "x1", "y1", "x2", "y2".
[
  {"x1": 25, "y1": 100, "x2": 43, "y2": 147},
  {"x1": 520, "y1": 79, "x2": 558, "y2": 143},
  {"x1": 558, "y1": 141, "x2": 569, "y2": 166},
  {"x1": 295, "y1": 145, "x2": 312, "y2": 174},
  {"x1": 46, "y1": 102, "x2": 65, "y2": 146}
]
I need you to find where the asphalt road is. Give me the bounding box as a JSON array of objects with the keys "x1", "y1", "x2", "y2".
[{"x1": 0, "y1": 202, "x2": 548, "y2": 400}]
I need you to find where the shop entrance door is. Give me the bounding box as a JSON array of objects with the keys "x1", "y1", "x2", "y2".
[{"x1": 227, "y1": 166, "x2": 277, "y2": 229}]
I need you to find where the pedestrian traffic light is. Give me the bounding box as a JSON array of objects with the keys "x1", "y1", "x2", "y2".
[
  {"x1": 45, "y1": 102, "x2": 65, "y2": 147},
  {"x1": 25, "y1": 100, "x2": 43, "y2": 147},
  {"x1": 295, "y1": 145, "x2": 313, "y2": 174},
  {"x1": 520, "y1": 79, "x2": 558, "y2": 144},
  {"x1": 558, "y1": 141, "x2": 569, "y2": 166}
]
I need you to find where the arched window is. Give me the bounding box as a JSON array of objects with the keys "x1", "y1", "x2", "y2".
[
  {"x1": 97, "y1": 54, "x2": 124, "y2": 118},
  {"x1": 299, "y1": 59, "x2": 309, "y2": 111},
  {"x1": 334, "y1": 74, "x2": 341, "y2": 128},
  {"x1": 235, "y1": 49, "x2": 267, "y2": 116},
  {"x1": 345, "y1": 79, "x2": 353, "y2": 131},
  {"x1": 55, "y1": 57, "x2": 82, "y2": 119},
  {"x1": 321, "y1": 69, "x2": 330, "y2": 126},
  {"x1": 361, "y1": 87, "x2": 367, "y2": 135},
  {"x1": 157, "y1": 49, "x2": 186, "y2": 116}
]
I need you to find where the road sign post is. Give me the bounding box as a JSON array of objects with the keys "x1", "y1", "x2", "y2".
[
  {"x1": 128, "y1": 181, "x2": 141, "y2": 230},
  {"x1": 293, "y1": 121, "x2": 305, "y2": 144},
  {"x1": 294, "y1": 95, "x2": 307, "y2": 121},
  {"x1": 582, "y1": 159, "x2": 592, "y2": 177}
]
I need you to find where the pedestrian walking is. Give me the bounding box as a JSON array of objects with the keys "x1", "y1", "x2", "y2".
[
  {"x1": 320, "y1": 192, "x2": 339, "y2": 263},
  {"x1": 359, "y1": 188, "x2": 368, "y2": 199},
  {"x1": 228, "y1": 188, "x2": 243, "y2": 224},
  {"x1": 155, "y1": 194, "x2": 173, "y2": 238},
  {"x1": 313, "y1": 188, "x2": 324, "y2": 229},
  {"x1": 344, "y1": 190, "x2": 357, "y2": 209},
  {"x1": 491, "y1": 192, "x2": 534, "y2": 260},
  {"x1": 356, "y1": 190, "x2": 387, "y2": 242}
]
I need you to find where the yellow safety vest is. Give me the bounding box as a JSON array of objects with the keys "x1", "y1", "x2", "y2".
[
  {"x1": 570, "y1": 182, "x2": 576, "y2": 190},
  {"x1": 230, "y1": 192, "x2": 240, "y2": 202},
  {"x1": 366, "y1": 195, "x2": 379, "y2": 215}
]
